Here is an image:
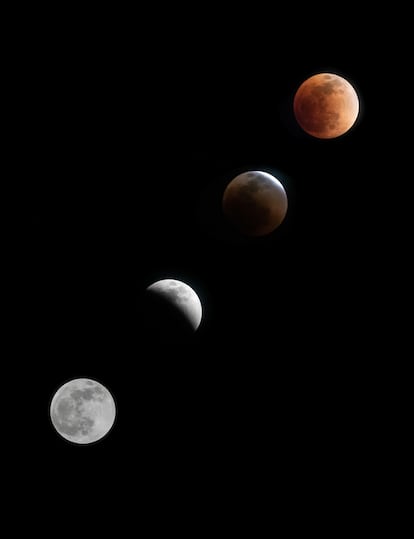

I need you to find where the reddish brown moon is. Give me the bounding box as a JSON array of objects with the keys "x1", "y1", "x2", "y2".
[
  {"x1": 222, "y1": 171, "x2": 288, "y2": 237},
  {"x1": 293, "y1": 73, "x2": 359, "y2": 139}
]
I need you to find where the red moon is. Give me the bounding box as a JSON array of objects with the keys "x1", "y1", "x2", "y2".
[{"x1": 293, "y1": 73, "x2": 359, "y2": 139}]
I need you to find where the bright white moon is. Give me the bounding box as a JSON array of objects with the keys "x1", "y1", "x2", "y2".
[{"x1": 50, "y1": 378, "x2": 116, "y2": 444}]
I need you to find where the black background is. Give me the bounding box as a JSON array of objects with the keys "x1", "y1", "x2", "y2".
[{"x1": 9, "y1": 6, "x2": 406, "y2": 534}]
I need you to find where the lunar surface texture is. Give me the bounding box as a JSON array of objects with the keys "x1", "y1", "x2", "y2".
[
  {"x1": 50, "y1": 378, "x2": 116, "y2": 444},
  {"x1": 293, "y1": 72, "x2": 359, "y2": 139}
]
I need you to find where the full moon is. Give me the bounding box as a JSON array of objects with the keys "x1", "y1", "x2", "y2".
[
  {"x1": 145, "y1": 279, "x2": 202, "y2": 334},
  {"x1": 222, "y1": 171, "x2": 288, "y2": 236},
  {"x1": 50, "y1": 378, "x2": 116, "y2": 444},
  {"x1": 293, "y1": 72, "x2": 359, "y2": 139}
]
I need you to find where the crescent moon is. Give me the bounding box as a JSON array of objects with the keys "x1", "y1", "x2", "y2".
[{"x1": 146, "y1": 279, "x2": 202, "y2": 332}]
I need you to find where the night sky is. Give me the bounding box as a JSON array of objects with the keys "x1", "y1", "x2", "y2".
[{"x1": 10, "y1": 9, "x2": 402, "y2": 533}]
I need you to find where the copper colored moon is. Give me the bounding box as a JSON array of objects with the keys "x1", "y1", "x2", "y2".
[
  {"x1": 293, "y1": 73, "x2": 359, "y2": 139},
  {"x1": 222, "y1": 171, "x2": 288, "y2": 236}
]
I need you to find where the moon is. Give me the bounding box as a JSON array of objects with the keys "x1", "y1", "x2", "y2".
[
  {"x1": 222, "y1": 171, "x2": 288, "y2": 236},
  {"x1": 293, "y1": 72, "x2": 359, "y2": 139},
  {"x1": 145, "y1": 279, "x2": 202, "y2": 334},
  {"x1": 50, "y1": 378, "x2": 116, "y2": 444}
]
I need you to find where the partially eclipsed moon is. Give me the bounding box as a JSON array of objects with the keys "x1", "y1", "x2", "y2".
[
  {"x1": 293, "y1": 72, "x2": 359, "y2": 139},
  {"x1": 222, "y1": 170, "x2": 288, "y2": 236},
  {"x1": 50, "y1": 378, "x2": 116, "y2": 444},
  {"x1": 146, "y1": 279, "x2": 202, "y2": 333}
]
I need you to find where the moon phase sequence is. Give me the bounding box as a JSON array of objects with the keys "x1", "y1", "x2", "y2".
[
  {"x1": 222, "y1": 171, "x2": 288, "y2": 237},
  {"x1": 50, "y1": 378, "x2": 116, "y2": 444},
  {"x1": 293, "y1": 72, "x2": 359, "y2": 139},
  {"x1": 47, "y1": 69, "x2": 360, "y2": 444}
]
